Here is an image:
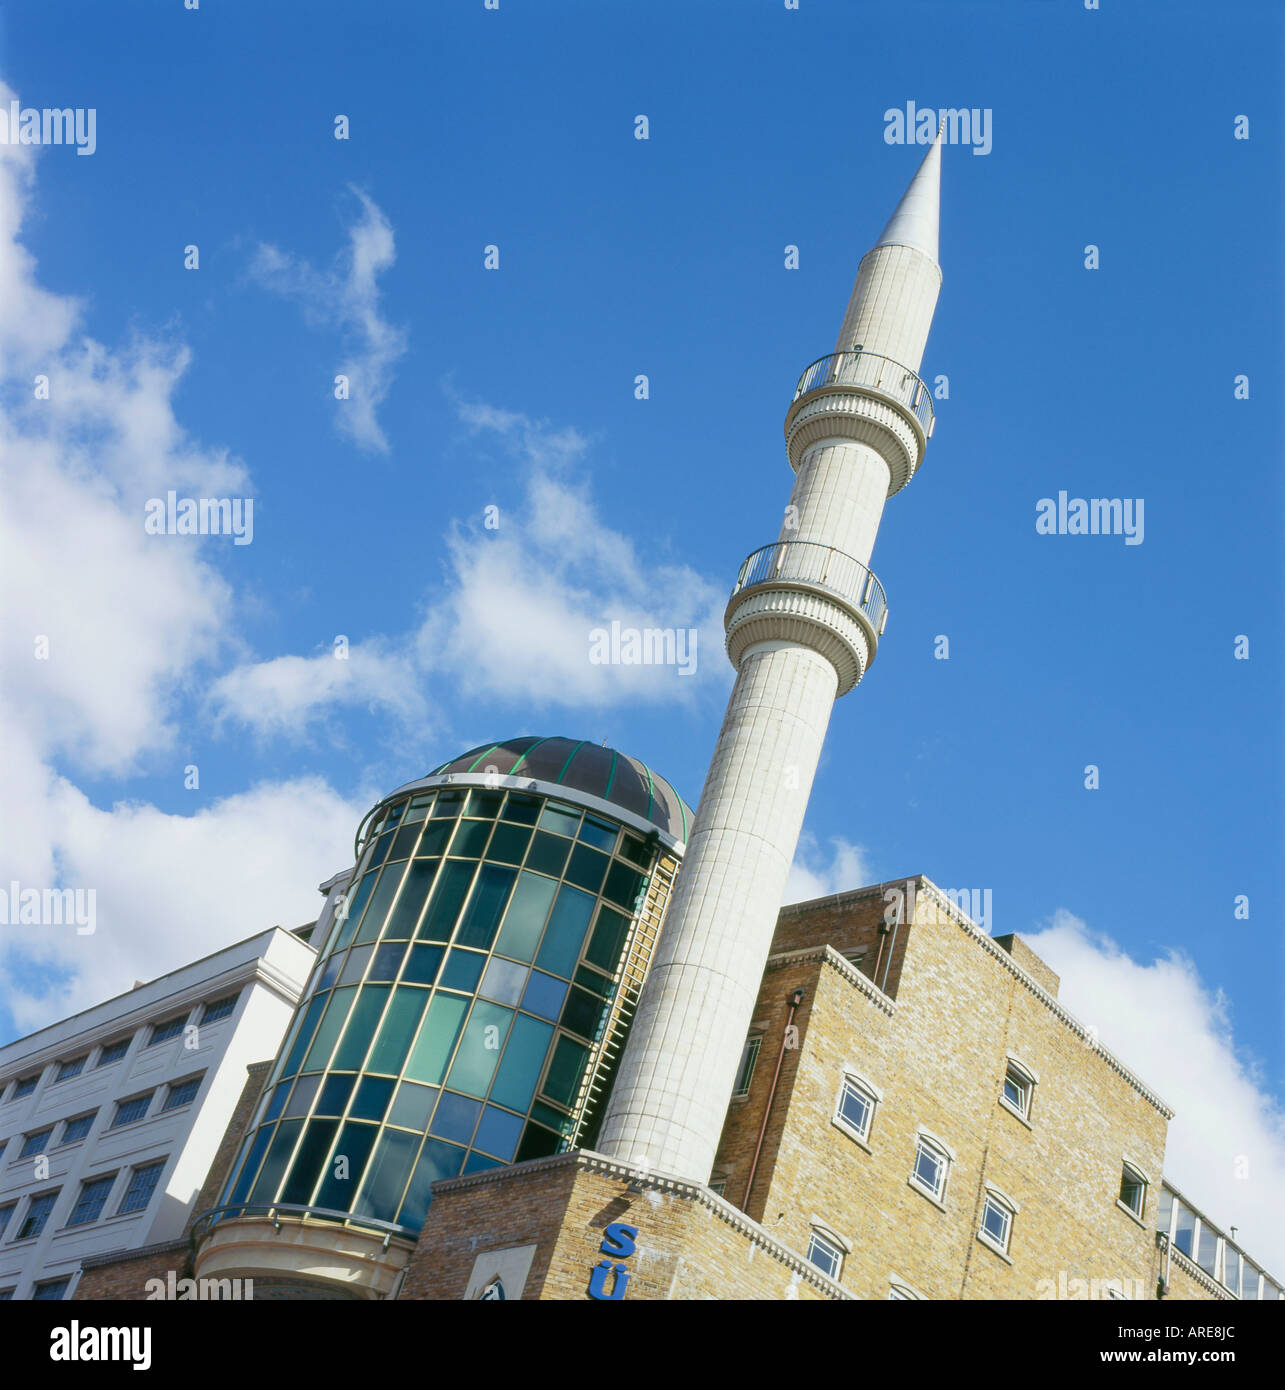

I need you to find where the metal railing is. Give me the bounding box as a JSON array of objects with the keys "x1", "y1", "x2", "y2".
[
  {"x1": 189, "y1": 1201, "x2": 418, "y2": 1249},
  {"x1": 730, "y1": 540, "x2": 887, "y2": 638},
  {"x1": 791, "y1": 349, "x2": 934, "y2": 435}
]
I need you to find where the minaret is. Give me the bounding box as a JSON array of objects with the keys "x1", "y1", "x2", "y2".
[{"x1": 599, "y1": 130, "x2": 945, "y2": 1182}]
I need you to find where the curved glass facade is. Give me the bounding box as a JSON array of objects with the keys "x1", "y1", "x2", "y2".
[{"x1": 219, "y1": 781, "x2": 679, "y2": 1235}]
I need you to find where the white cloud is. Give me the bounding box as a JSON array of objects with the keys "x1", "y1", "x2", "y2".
[
  {"x1": 783, "y1": 833, "x2": 873, "y2": 905},
  {"x1": 251, "y1": 188, "x2": 406, "y2": 452},
  {"x1": 1025, "y1": 911, "x2": 1285, "y2": 1276}
]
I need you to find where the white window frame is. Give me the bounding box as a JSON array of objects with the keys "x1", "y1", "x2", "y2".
[
  {"x1": 978, "y1": 1185, "x2": 1017, "y2": 1257},
  {"x1": 833, "y1": 1070, "x2": 880, "y2": 1145},
  {"x1": 1000, "y1": 1055, "x2": 1037, "y2": 1122},
  {"x1": 732, "y1": 1035, "x2": 762, "y2": 1098},
  {"x1": 805, "y1": 1219, "x2": 850, "y2": 1281},
  {"x1": 910, "y1": 1131, "x2": 953, "y2": 1204},
  {"x1": 888, "y1": 1274, "x2": 926, "y2": 1301},
  {"x1": 1117, "y1": 1159, "x2": 1149, "y2": 1222}
]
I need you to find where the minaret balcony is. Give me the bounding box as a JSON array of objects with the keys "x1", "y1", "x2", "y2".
[
  {"x1": 723, "y1": 540, "x2": 887, "y2": 695},
  {"x1": 784, "y1": 349, "x2": 935, "y2": 494}
]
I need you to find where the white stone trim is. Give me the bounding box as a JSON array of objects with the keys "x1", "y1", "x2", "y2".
[
  {"x1": 914, "y1": 1124, "x2": 957, "y2": 1162},
  {"x1": 840, "y1": 1066, "x2": 883, "y2": 1103},
  {"x1": 888, "y1": 1271, "x2": 927, "y2": 1300},
  {"x1": 765, "y1": 945, "x2": 895, "y2": 1016},
  {"x1": 1004, "y1": 1052, "x2": 1039, "y2": 1085},
  {"x1": 808, "y1": 1216, "x2": 853, "y2": 1254},
  {"x1": 982, "y1": 1179, "x2": 1020, "y2": 1214}
]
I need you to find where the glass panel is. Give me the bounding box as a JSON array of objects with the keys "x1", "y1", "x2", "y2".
[
  {"x1": 417, "y1": 860, "x2": 475, "y2": 942},
  {"x1": 402, "y1": 943, "x2": 444, "y2": 986},
  {"x1": 474, "y1": 1105, "x2": 524, "y2": 1161},
  {"x1": 440, "y1": 948, "x2": 486, "y2": 993},
  {"x1": 1197, "y1": 1224, "x2": 1218, "y2": 1275},
  {"x1": 560, "y1": 986, "x2": 608, "y2": 1041},
  {"x1": 487, "y1": 823, "x2": 532, "y2": 865},
  {"x1": 618, "y1": 834, "x2": 649, "y2": 867},
  {"x1": 262, "y1": 1082, "x2": 290, "y2": 1126},
  {"x1": 353, "y1": 1128, "x2": 421, "y2": 1223},
  {"x1": 369, "y1": 940, "x2": 409, "y2": 982},
  {"x1": 501, "y1": 793, "x2": 541, "y2": 825},
  {"x1": 430, "y1": 790, "x2": 464, "y2": 819},
  {"x1": 1223, "y1": 1245, "x2": 1241, "y2": 1296},
  {"x1": 538, "y1": 802, "x2": 581, "y2": 836},
  {"x1": 338, "y1": 945, "x2": 373, "y2": 987},
  {"x1": 382, "y1": 862, "x2": 438, "y2": 938},
  {"x1": 404, "y1": 994, "x2": 469, "y2": 1086},
  {"x1": 1157, "y1": 1187, "x2": 1173, "y2": 1237},
  {"x1": 349, "y1": 1075, "x2": 395, "y2": 1122},
  {"x1": 516, "y1": 1121, "x2": 561, "y2": 1162},
  {"x1": 315, "y1": 1073, "x2": 356, "y2": 1116},
  {"x1": 464, "y1": 790, "x2": 504, "y2": 818},
  {"x1": 416, "y1": 822, "x2": 453, "y2": 857},
  {"x1": 603, "y1": 861, "x2": 645, "y2": 911},
  {"x1": 578, "y1": 815, "x2": 618, "y2": 853},
  {"x1": 521, "y1": 970, "x2": 568, "y2": 1021},
  {"x1": 314, "y1": 953, "x2": 343, "y2": 993},
  {"x1": 388, "y1": 822, "x2": 422, "y2": 862},
  {"x1": 494, "y1": 872, "x2": 558, "y2": 963},
  {"x1": 279, "y1": 995, "x2": 329, "y2": 1079},
  {"x1": 463, "y1": 1151, "x2": 503, "y2": 1176},
  {"x1": 531, "y1": 1099, "x2": 574, "y2": 1134},
  {"x1": 283, "y1": 1073, "x2": 321, "y2": 1118},
  {"x1": 429, "y1": 1091, "x2": 482, "y2": 1144},
  {"x1": 249, "y1": 1118, "x2": 303, "y2": 1203},
  {"x1": 366, "y1": 987, "x2": 429, "y2": 1075},
  {"x1": 456, "y1": 865, "x2": 517, "y2": 949},
  {"x1": 313, "y1": 1121, "x2": 379, "y2": 1212},
  {"x1": 489, "y1": 1014, "x2": 555, "y2": 1112},
  {"x1": 389, "y1": 1080, "x2": 439, "y2": 1131},
  {"x1": 398, "y1": 1138, "x2": 466, "y2": 1230},
  {"x1": 279, "y1": 1118, "x2": 338, "y2": 1206},
  {"x1": 584, "y1": 906, "x2": 632, "y2": 971},
  {"x1": 356, "y1": 864, "x2": 407, "y2": 944},
  {"x1": 1174, "y1": 1203, "x2": 1196, "y2": 1257},
  {"x1": 537, "y1": 886, "x2": 596, "y2": 977},
  {"x1": 541, "y1": 1034, "x2": 590, "y2": 1107},
  {"x1": 446, "y1": 1002, "x2": 514, "y2": 1098},
  {"x1": 525, "y1": 831, "x2": 571, "y2": 878},
  {"x1": 574, "y1": 965, "x2": 616, "y2": 998},
  {"x1": 564, "y1": 844, "x2": 610, "y2": 895},
  {"x1": 228, "y1": 1124, "x2": 275, "y2": 1206},
  {"x1": 451, "y1": 819, "x2": 493, "y2": 860},
  {"x1": 330, "y1": 985, "x2": 392, "y2": 1071},
  {"x1": 480, "y1": 957, "x2": 529, "y2": 1007},
  {"x1": 334, "y1": 873, "x2": 377, "y2": 952}
]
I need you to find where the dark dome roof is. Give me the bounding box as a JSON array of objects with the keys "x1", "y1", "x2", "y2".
[{"x1": 427, "y1": 736, "x2": 692, "y2": 844}]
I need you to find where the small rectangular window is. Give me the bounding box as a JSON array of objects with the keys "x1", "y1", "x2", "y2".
[
  {"x1": 911, "y1": 1136, "x2": 949, "y2": 1202},
  {"x1": 60, "y1": 1113, "x2": 96, "y2": 1145},
  {"x1": 117, "y1": 1161, "x2": 166, "y2": 1216},
  {"x1": 96, "y1": 1038, "x2": 131, "y2": 1067},
  {"x1": 16, "y1": 1190, "x2": 60, "y2": 1240},
  {"x1": 161, "y1": 1076, "x2": 203, "y2": 1112},
  {"x1": 19, "y1": 1128, "x2": 53, "y2": 1159},
  {"x1": 53, "y1": 1056, "x2": 87, "y2": 1083},
  {"x1": 201, "y1": 993, "x2": 239, "y2": 1024},
  {"x1": 1119, "y1": 1163, "x2": 1146, "y2": 1219},
  {"x1": 806, "y1": 1230, "x2": 843, "y2": 1280},
  {"x1": 0, "y1": 1204, "x2": 15, "y2": 1240},
  {"x1": 67, "y1": 1174, "x2": 116, "y2": 1227},
  {"x1": 733, "y1": 1036, "x2": 762, "y2": 1098},
  {"x1": 110, "y1": 1092, "x2": 154, "y2": 1129},
  {"x1": 980, "y1": 1193, "x2": 1013, "y2": 1254},
  {"x1": 32, "y1": 1277, "x2": 71, "y2": 1301},
  {"x1": 11, "y1": 1074, "x2": 40, "y2": 1099},
  {"x1": 148, "y1": 1015, "x2": 188, "y2": 1047},
  {"x1": 1001, "y1": 1062, "x2": 1033, "y2": 1119},
  {"x1": 835, "y1": 1074, "x2": 876, "y2": 1142}
]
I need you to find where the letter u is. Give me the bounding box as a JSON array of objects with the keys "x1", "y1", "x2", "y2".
[{"x1": 587, "y1": 1261, "x2": 631, "y2": 1301}]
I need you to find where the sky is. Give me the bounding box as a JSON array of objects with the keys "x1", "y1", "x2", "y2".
[{"x1": 0, "y1": 0, "x2": 1280, "y2": 1270}]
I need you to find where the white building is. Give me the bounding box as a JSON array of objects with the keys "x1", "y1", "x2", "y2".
[{"x1": 0, "y1": 926, "x2": 314, "y2": 1300}]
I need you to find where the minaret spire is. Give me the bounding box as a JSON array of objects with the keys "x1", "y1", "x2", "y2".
[{"x1": 599, "y1": 140, "x2": 946, "y2": 1185}]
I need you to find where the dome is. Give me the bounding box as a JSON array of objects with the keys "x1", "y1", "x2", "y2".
[{"x1": 426, "y1": 736, "x2": 692, "y2": 844}]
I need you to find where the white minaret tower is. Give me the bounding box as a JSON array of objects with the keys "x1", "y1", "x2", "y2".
[{"x1": 599, "y1": 129, "x2": 945, "y2": 1183}]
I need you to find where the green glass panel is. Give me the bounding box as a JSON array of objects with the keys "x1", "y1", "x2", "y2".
[
  {"x1": 279, "y1": 1118, "x2": 338, "y2": 1206},
  {"x1": 538, "y1": 801, "x2": 581, "y2": 835},
  {"x1": 541, "y1": 1034, "x2": 590, "y2": 1107},
  {"x1": 416, "y1": 822, "x2": 453, "y2": 857},
  {"x1": 464, "y1": 790, "x2": 503, "y2": 818},
  {"x1": 618, "y1": 834, "x2": 650, "y2": 868},
  {"x1": 356, "y1": 864, "x2": 408, "y2": 945},
  {"x1": 430, "y1": 790, "x2": 464, "y2": 819},
  {"x1": 455, "y1": 864, "x2": 517, "y2": 949},
  {"x1": 489, "y1": 1014, "x2": 554, "y2": 1112},
  {"x1": 494, "y1": 872, "x2": 557, "y2": 963},
  {"x1": 349, "y1": 1075, "x2": 394, "y2": 1122},
  {"x1": 401, "y1": 943, "x2": 444, "y2": 986},
  {"x1": 536, "y1": 885, "x2": 596, "y2": 978},
  {"x1": 487, "y1": 822, "x2": 531, "y2": 865},
  {"x1": 501, "y1": 793, "x2": 541, "y2": 825},
  {"x1": 303, "y1": 987, "x2": 357, "y2": 1073},
  {"x1": 525, "y1": 831, "x2": 570, "y2": 878},
  {"x1": 280, "y1": 995, "x2": 328, "y2": 1078},
  {"x1": 564, "y1": 843, "x2": 610, "y2": 895},
  {"x1": 398, "y1": 1138, "x2": 465, "y2": 1230},
  {"x1": 451, "y1": 819, "x2": 492, "y2": 859},
  {"x1": 417, "y1": 860, "x2": 474, "y2": 942},
  {"x1": 446, "y1": 1001, "x2": 514, "y2": 1098},
  {"x1": 574, "y1": 965, "x2": 616, "y2": 999},
  {"x1": 381, "y1": 861, "x2": 438, "y2": 938},
  {"x1": 313, "y1": 1121, "x2": 378, "y2": 1212},
  {"x1": 249, "y1": 1118, "x2": 303, "y2": 1203},
  {"x1": 584, "y1": 906, "x2": 632, "y2": 971},
  {"x1": 388, "y1": 822, "x2": 422, "y2": 862},
  {"x1": 439, "y1": 948, "x2": 485, "y2": 993},
  {"x1": 403, "y1": 994, "x2": 468, "y2": 1086},
  {"x1": 330, "y1": 985, "x2": 391, "y2": 1072},
  {"x1": 531, "y1": 1099, "x2": 575, "y2": 1135},
  {"x1": 603, "y1": 861, "x2": 646, "y2": 912},
  {"x1": 366, "y1": 986, "x2": 428, "y2": 1075},
  {"x1": 516, "y1": 1122, "x2": 561, "y2": 1163},
  {"x1": 578, "y1": 815, "x2": 619, "y2": 853},
  {"x1": 560, "y1": 985, "x2": 609, "y2": 1041},
  {"x1": 353, "y1": 1128, "x2": 421, "y2": 1223}
]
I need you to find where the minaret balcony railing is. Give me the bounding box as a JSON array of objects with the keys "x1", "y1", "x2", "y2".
[
  {"x1": 730, "y1": 540, "x2": 888, "y2": 640},
  {"x1": 792, "y1": 348, "x2": 935, "y2": 437}
]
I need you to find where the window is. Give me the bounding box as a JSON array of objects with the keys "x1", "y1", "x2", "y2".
[
  {"x1": 53, "y1": 1055, "x2": 87, "y2": 1083},
  {"x1": 32, "y1": 1277, "x2": 71, "y2": 1300},
  {"x1": 980, "y1": 1191, "x2": 1015, "y2": 1255},
  {"x1": 61, "y1": 1112, "x2": 96, "y2": 1145},
  {"x1": 11, "y1": 1074, "x2": 40, "y2": 1099},
  {"x1": 117, "y1": 1160, "x2": 165, "y2": 1216},
  {"x1": 0, "y1": 1288, "x2": 12, "y2": 1300},
  {"x1": 96, "y1": 1038, "x2": 131, "y2": 1068},
  {"x1": 1222, "y1": 1244, "x2": 1241, "y2": 1297},
  {"x1": 889, "y1": 1278, "x2": 924, "y2": 1301},
  {"x1": 0, "y1": 1203, "x2": 14, "y2": 1239},
  {"x1": 806, "y1": 1230, "x2": 844, "y2": 1279},
  {"x1": 708, "y1": 1179, "x2": 727, "y2": 1197},
  {"x1": 1001, "y1": 1059, "x2": 1035, "y2": 1120},
  {"x1": 732, "y1": 1036, "x2": 762, "y2": 1098},
  {"x1": 202, "y1": 993, "x2": 239, "y2": 1024},
  {"x1": 110, "y1": 1092, "x2": 154, "y2": 1128},
  {"x1": 161, "y1": 1075, "x2": 203, "y2": 1112},
  {"x1": 834, "y1": 1073, "x2": 877, "y2": 1143},
  {"x1": 67, "y1": 1174, "x2": 116, "y2": 1227},
  {"x1": 1118, "y1": 1162, "x2": 1147, "y2": 1220},
  {"x1": 911, "y1": 1135, "x2": 950, "y2": 1202},
  {"x1": 147, "y1": 1015, "x2": 188, "y2": 1047},
  {"x1": 16, "y1": 1190, "x2": 60, "y2": 1240},
  {"x1": 19, "y1": 1128, "x2": 53, "y2": 1159}
]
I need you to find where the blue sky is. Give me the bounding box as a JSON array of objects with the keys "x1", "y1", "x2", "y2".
[{"x1": 0, "y1": 1, "x2": 1280, "y2": 1265}]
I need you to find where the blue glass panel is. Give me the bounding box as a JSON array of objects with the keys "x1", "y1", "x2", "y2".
[
  {"x1": 279, "y1": 995, "x2": 328, "y2": 1079},
  {"x1": 228, "y1": 1124, "x2": 275, "y2": 1206},
  {"x1": 381, "y1": 861, "x2": 437, "y2": 938},
  {"x1": 333, "y1": 874, "x2": 377, "y2": 952},
  {"x1": 262, "y1": 1082, "x2": 289, "y2": 1126},
  {"x1": 249, "y1": 1118, "x2": 303, "y2": 1204},
  {"x1": 279, "y1": 1118, "x2": 338, "y2": 1206},
  {"x1": 349, "y1": 1075, "x2": 394, "y2": 1122},
  {"x1": 474, "y1": 1105, "x2": 524, "y2": 1161},
  {"x1": 440, "y1": 948, "x2": 485, "y2": 993},
  {"x1": 429, "y1": 1091, "x2": 482, "y2": 1145},
  {"x1": 462, "y1": 1151, "x2": 503, "y2": 1176},
  {"x1": 389, "y1": 1080, "x2": 438, "y2": 1131},
  {"x1": 521, "y1": 971, "x2": 569, "y2": 1022},
  {"x1": 356, "y1": 863, "x2": 407, "y2": 944},
  {"x1": 455, "y1": 865, "x2": 517, "y2": 950},
  {"x1": 401, "y1": 943, "x2": 444, "y2": 986},
  {"x1": 369, "y1": 940, "x2": 409, "y2": 981},
  {"x1": 353, "y1": 1128, "x2": 420, "y2": 1223},
  {"x1": 313, "y1": 1121, "x2": 379, "y2": 1212},
  {"x1": 417, "y1": 860, "x2": 475, "y2": 943},
  {"x1": 535, "y1": 886, "x2": 596, "y2": 977},
  {"x1": 315, "y1": 1073, "x2": 356, "y2": 1116},
  {"x1": 399, "y1": 1138, "x2": 465, "y2": 1230}
]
